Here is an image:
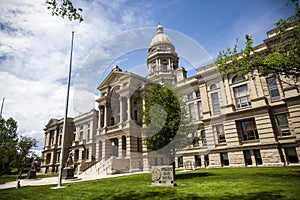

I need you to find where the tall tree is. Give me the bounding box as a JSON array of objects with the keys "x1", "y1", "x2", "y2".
[
  {"x1": 216, "y1": 0, "x2": 300, "y2": 87},
  {"x1": 46, "y1": 0, "x2": 83, "y2": 22},
  {"x1": 0, "y1": 117, "x2": 38, "y2": 175},
  {"x1": 0, "y1": 117, "x2": 18, "y2": 175},
  {"x1": 142, "y1": 83, "x2": 196, "y2": 174},
  {"x1": 17, "y1": 136, "x2": 38, "y2": 174}
]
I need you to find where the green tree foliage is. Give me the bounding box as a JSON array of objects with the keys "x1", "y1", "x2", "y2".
[
  {"x1": 217, "y1": 0, "x2": 300, "y2": 86},
  {"x1": 0, "y1": 117, "x2": 18, "y2": 174},
  {"x1": 0, "y1": 117, "x2": 37, "y2": 175},
  {"x1": 46, "y1": 0, "x2": 83, "y2": 22},
  {"x1": 142, "y1": 83, "x2": 195, "y2": 164},
  {"x1": 17, "y1": 136, "x2": 38, "y2": 173}
]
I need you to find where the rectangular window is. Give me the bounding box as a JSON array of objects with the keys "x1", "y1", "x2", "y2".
[
  {"x1": 204, "y1": 155, "x2": 209, "y2": 167},
  {"x1": 243, "y1": 150, "x2": 252, "y2": 166},
  {"x1": 195, "y1": 90, "x2": 201, "y2": 99},
  {"x1": 211, "y1": 92, "x2": 221, "y2": 114},
  {"x1": 220, "y1": 152, "x2": 229, "y2": 166},
  {"x1": 267, "y1": 77, "x2": 280, "y2": 101},
  {"x1": 162, "y1": 64, "x2": 168, "y2": 70},
  {"x1": 57, "y1": 152, "x2": 60, "y2": 163},
  {"x1": 189, "y1": 103, "x2": 197, "y2": 121},
  {"x1": 46, "y1": 154, "x2": 51, "y2": 164},
  {"x1": 192, "y1": 132, "x2": 199, "y2": 147},
  {"x1": 74, "y1": 150, "x2": 79, "y2": 162},
  {"x1": 50, "y1": 131, "x2": 54, "y2": 146},
  {"x1": 79, "y1": 131, "x2": 83, "y2": 140},
  {"x1": 284, "y1": 147, "x2": 299, "y2": 164},
  {"x1": 214, "y1": 124, "x2": 226, "y2": 143},
  {"x1": 253, "y1": 149, "x2": 263, "y2": 165},
  {"x1": 178, "y1": 156, "x2": 183, "y2": 168},
  {"x1": 275, "y1": 114, "x2": 291, "y2": 136},
  {"x1": 59, "y1": 135, "x2": 62, "y2": 146},
  {"x1": 87, "y1": 129, "x2": 90, "y2": 141},
  {"x1": 237, "y1": 118, "x2": 259, "y2": 141},
  {"x1": 86, "y1": 148, "x2": 89, "y2": 160},
  {"x1": 195, "y1": 155, "x2": 201, "y2": 167},
  {"x1": 137, "y1": 137, "x2": 142, "y2": 152},
  {"x1": 234, "y1": 84, "x2": 251, "y2": 108},
  {"x1": 197, "y1": 101, "x2": 202, "y2": 119}
]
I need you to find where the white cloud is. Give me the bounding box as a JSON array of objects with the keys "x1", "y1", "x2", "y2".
[{"x1": 0, "y1": 0, "x2": 153, "y2": 150}]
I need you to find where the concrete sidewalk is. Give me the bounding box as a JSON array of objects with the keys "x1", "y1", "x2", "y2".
[{"x1": 0, "y1": 172, "x2": 146, "y2": 190}]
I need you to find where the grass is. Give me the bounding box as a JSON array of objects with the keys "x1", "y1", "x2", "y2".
[
  {"x1": 0, "y1": 167, "x2": 300, "y2": 200},
  {"x1": 0, "y1": 173, "x2": 58, "y2": 185}
]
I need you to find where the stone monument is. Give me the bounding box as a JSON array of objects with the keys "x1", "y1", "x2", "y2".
[
  {"x1": 27, "y1": 158, "x2": 37, "y2": 179},
  {"x1": 62, "y1": 151, "x2": 75, "y2": 179},
  {"x1": 151, "y1": 165, "x2": 174, "y2": 187}
]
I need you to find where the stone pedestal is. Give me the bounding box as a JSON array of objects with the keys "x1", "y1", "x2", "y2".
[
  {"x1": 62, "y1": 168, "x2": 74, "y2": 179},
  {"x1": 27, "y1": 170, "x2": 36, "y2": 179}
]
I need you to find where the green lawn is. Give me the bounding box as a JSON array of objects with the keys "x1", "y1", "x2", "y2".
[
  {"x1": 0, "y1": 167, "x2": 299, "y2": 200},
  {"x1": 0, "y1": 173, "x2": 58, "y2": 185}
]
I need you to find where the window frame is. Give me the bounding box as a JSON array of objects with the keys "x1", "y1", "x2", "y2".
[
  {"x1": 275, "y1": 113, "x2": 291, "y2": 136},
  {"x1": 237, "y1": 118, "x2": 259, "y2": 142},
  {"x1": 220, "y1": 152, "x2": 229, "y2": 166},
  {"x1": 266, "y1": 77, "x2": 281, "y2": 101},
  {"x1": 211, "y1": 92, "x2": 221, "y2": 115},
  {"x1": 213, "y1": 124, "x2": 226, "y2": 144},
  {"x1": 233, "y1": 84, "x2": 251, "y2": 108},
  {"x1": 197, "y1": 101, "x2": 202, "y2": 119}
]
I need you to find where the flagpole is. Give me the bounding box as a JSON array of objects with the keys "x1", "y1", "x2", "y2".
[
  {"x1": 57, "y1": 31, "x2": 74, "y2": 188},
  {"x1": 0, "y1": 97, "x2": 4, "y2": 118}
]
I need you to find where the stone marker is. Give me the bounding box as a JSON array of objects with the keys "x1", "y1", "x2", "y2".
[{"x1": 151, "y1": 165, "x2": 174, "y2": 187}]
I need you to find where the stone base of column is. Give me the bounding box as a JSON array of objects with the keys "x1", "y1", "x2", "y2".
[{"x1": 62, "y1": 168, "x2": 75, "y2": 179}]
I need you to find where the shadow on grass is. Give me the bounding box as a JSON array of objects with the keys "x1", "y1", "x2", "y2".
[
  {"x1": 96, "y1": 190, "x2": 285, "y2": 200},
  {"x1": 175, "y1": 171, "x2": 214, "y2": 180},
  {"x1": 104, "y1": 190, "x2": 205, "y2": 200},
  {"x1": 222, "y1": 191, "x2": 284, "y2": 200}
]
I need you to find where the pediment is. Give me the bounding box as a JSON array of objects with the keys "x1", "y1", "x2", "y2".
[
  {"x1": 45, "y1": 118, "x2": 58, "y2": 128},
  {"x1": 97, "y1": 68, "x2": 128, "y2": 90}
]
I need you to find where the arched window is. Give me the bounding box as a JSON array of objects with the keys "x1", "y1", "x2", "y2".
[
  {"x1": 210, "y1": 84, "x2": 217, "y2": 91},
  {"x1": 232, "y1": 75, "x2": 246, "y2": 83}
]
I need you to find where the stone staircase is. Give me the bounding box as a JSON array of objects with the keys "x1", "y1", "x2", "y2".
[{"x1": 79, "y1": 158, "x2": 114, "y2": 179}]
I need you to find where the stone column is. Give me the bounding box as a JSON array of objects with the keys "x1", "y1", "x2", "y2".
[
  {"x1": 44, "y1": 132, "x2": 47, "y2": 147},
  {"x1": 79, "y1": 149, "x2": 83, "y2": 162},
  {"x1": 119, "y1": 97, "x2": 123, "y2": 123},
  {"x1": 126, "y1": 136, "x2": 132, "y2": 157},
  {"x1": 104, "y1": 105, "x2": 107, "y2": 127},
  {"x1": 98, "y1": 106, "x2": 102, "y2": 129},
  {"x1": 118, "y1": 137, "x2": 122, "y2": 158},
  {"x1": 127, "y1": 97, "x2": 131, "y2": 121}
]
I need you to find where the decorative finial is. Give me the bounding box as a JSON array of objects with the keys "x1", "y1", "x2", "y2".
[{"x1": 157, "y1": 23, "x2": 163, "y2": 34}]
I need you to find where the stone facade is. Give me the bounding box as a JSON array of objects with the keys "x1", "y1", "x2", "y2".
[{"x1": 41, "y1": 24, "x2": 300, "y2": 174}]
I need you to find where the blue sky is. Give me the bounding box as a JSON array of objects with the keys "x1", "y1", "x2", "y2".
[{"x1": 0, "y1": 0, "x2": 295, "y2": 150}]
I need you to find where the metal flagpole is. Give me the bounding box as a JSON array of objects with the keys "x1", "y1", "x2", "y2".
[
  {"x1": 56, "y1": 31, "x2": 74, "y2": 188},
  {"x1": 0, "y1": 97, "x2": 4, "y2": 118}
]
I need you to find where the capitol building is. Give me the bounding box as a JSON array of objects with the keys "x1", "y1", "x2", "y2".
[{"x1": 41, "y1": 24, "x2": 300, "y2": 175}]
